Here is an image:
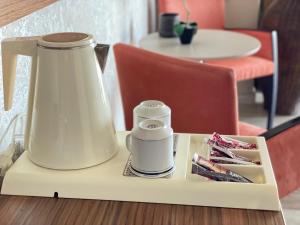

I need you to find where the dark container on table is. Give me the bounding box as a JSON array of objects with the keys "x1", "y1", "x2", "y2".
[
  {"x1": 159, "y1": 13, "x2": 179, "y2": 38},
  {"x1": 176, "y1": 22, "x2": 198, "y2": 45}
]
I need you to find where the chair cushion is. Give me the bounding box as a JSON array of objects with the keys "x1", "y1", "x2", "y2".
[
  {"x1": 206, "y1": 56, "x2": 274, "y2": 81},
  {"x1": 238, "y1": 121, "x2": 266, "y2": 136}
]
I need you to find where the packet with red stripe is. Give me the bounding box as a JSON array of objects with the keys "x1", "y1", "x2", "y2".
[
  {"x1": 192, "y1": 153, "x2": 253, "y2": 183},
  {"x1": 207, "y1": 132, "x2": 257, "y2": 149}
]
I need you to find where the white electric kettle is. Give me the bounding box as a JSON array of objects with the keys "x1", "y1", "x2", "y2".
[{"x1": 1, "y1": 32, "x2": 118, "y2": 169}]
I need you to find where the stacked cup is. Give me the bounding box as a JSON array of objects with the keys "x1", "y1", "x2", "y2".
[
  {"x1": 126, "y1": 100, "x2": 174, "y2": 178},
  {"x1": 133, "y1": 100, "x2": 171, "y2": 127}
]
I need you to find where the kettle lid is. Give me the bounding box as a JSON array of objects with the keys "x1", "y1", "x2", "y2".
[{"x1": 38, "y1": 32, "x2": 94, "y2": 49}]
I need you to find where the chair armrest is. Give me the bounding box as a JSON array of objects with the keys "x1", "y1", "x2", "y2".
[
  {"x1": 261, "y1": 116, "x2": 300, "y2": 197},
  {"x1": 260, "y1": 116, "x2": 300, "y2": 140},
  {"x1": 228, "y1": 29, "x2": 274, "y2": 61}
]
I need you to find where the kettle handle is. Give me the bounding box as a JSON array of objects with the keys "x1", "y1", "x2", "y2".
[{"x1": 2, "y1": 36, "x2": 39, "y2": 149}]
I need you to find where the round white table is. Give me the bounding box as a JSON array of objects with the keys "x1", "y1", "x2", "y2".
[{"x1": 140, "y1": 29, "x2": 261, "y2": 60}]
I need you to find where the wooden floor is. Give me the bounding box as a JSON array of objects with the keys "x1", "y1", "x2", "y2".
[{"x1": 281, "y1": 189, "x2": 300, "y2": 225}]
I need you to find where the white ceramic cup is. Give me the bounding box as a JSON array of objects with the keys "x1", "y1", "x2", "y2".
[
  {"x1": 126, "y1": 119, "x2": 174, "y2": 174},
  {"x1": 133, "y1": 100, "x2": 171, "y2": 128}
]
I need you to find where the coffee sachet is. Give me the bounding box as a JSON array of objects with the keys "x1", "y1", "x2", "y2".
[{"x1": 192, "y1": 153, "x2": 253, "y2": 183}]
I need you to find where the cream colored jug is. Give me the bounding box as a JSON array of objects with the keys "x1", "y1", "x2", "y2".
[{"x1": 2, "y1": 32, "x2": 118, "y2": 169}]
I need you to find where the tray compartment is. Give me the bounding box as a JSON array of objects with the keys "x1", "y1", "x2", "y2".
[
  {"x1": 209, "y1": 149, "x2": 262, "y2": 165},
  {"x1": 187, "y1": 134, "x2": 270, "y2": 185},
  {"x1": 230, "y1": 150, "x2": 261, "y2": 164},
  {"x1": 221, "y1": 135, "x2": 259, "y2": 149},
  {"x1": 188, "y1": 162, "x2": 265, "y2": 184},
  {"x1": 190, "y1": 135, "x2": 210, "y2": 159},
  {"x1": 207, "y1": 135, "x2": 263, "y2": 165},
  {"x1": 221, "y1": 165, "x2": 265, "y2": 184}
]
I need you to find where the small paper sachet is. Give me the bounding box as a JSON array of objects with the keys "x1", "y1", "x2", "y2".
[
  {"x1": 192, "y1": 153, "x2": 253, "y2": 183},
  {"x1": 207, "y1": 132, "x2": 257, "y2": 149},
  {"x1": 205, "y1": 132, "x2": 260, "y2": 165}
]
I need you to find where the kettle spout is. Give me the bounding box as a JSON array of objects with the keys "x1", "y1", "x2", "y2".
[{"x1": 94, "y1": 44, "x2": 109, "y2": 73}]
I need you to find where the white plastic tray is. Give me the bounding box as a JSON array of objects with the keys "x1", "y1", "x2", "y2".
[{"x1": 1, "y1": 132, "x2": 280, "y2": 211}]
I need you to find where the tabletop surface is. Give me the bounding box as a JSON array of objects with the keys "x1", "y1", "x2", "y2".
[
  {"x1": 140, "y1": 29, "x2": 261, "y2": 60},
  {"x1": 0, "y1": 194, "x2": 285, "y2": 225}
]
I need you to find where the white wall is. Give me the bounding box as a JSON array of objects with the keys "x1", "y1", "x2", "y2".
[
  {"x1": 225, "y1": 0, "x2": 261, "y2": 29},
  {"x1": 0, "y1": 0, "x2": 148, "y2": 134}
]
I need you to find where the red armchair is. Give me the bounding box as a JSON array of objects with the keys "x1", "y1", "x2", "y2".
[
  {"x1": 114, "y1": 43, "x2": 265, "y2": 136},
  {"x1": 114, "y1": 44, "x2": 298, "y2": 198},
  {"x1": 158, "y1": 0, "x2": 278, "y2": 130}
]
